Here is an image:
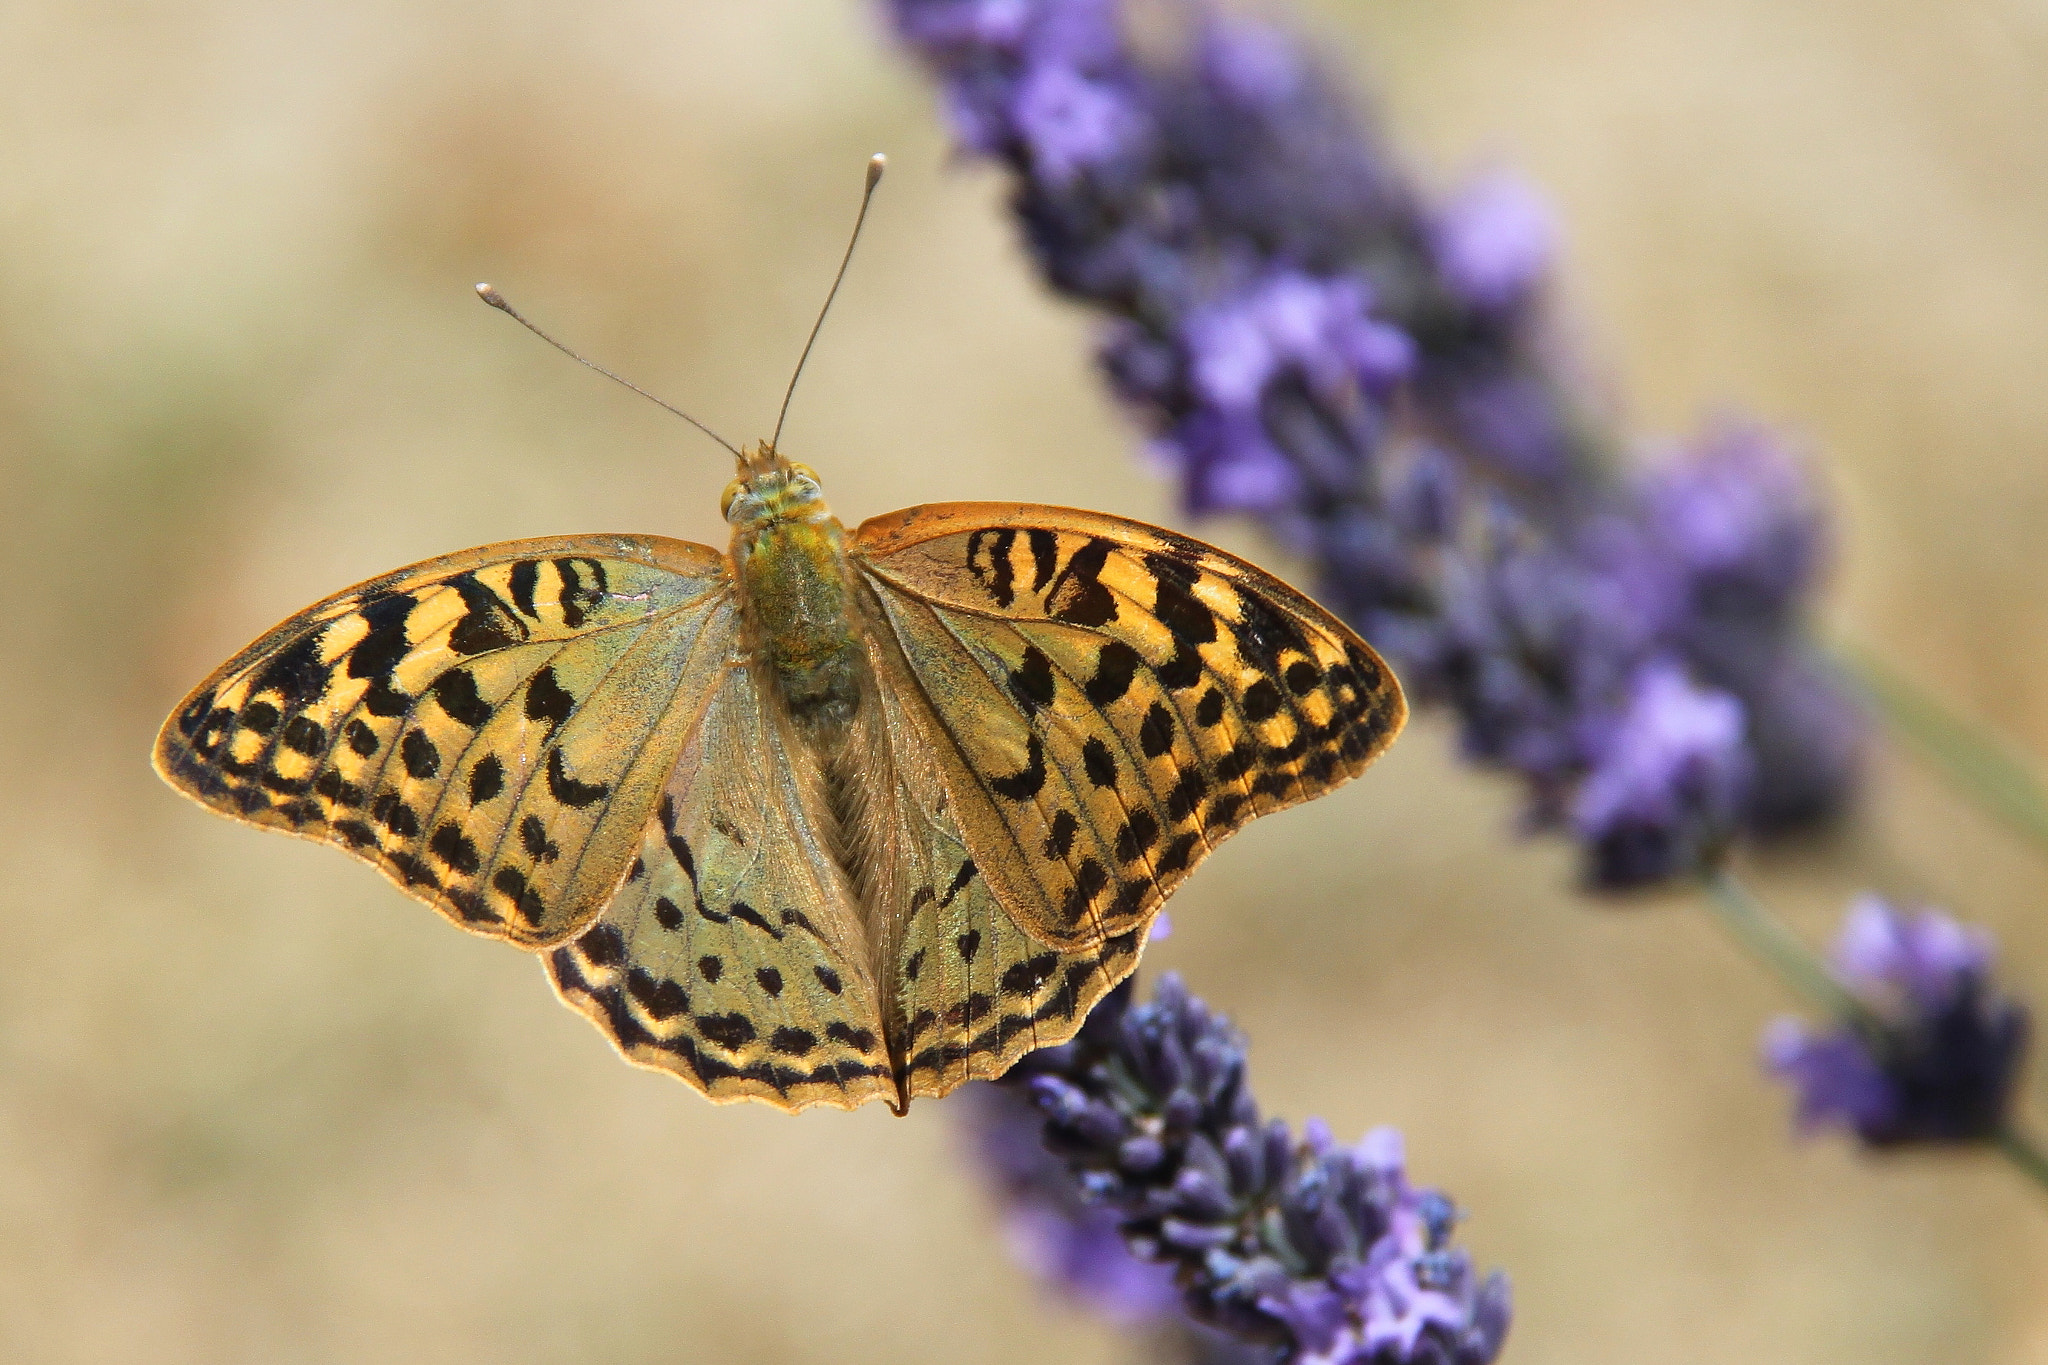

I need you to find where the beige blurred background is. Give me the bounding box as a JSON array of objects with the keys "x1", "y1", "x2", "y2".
[{"x1": 4, "y1": 0, "x2": 2047, "y2": 1361}]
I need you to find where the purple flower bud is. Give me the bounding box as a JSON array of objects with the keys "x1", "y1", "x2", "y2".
[
  {"x1": 1430, "y1": 171, "x2": 1555, "y2": 315},
  {"x1": 1764, "y1": 897, "x2": 2032, "y2": 1146},
  {"x1": 1570, "y1": 658, "x2": 1752, "y2": 888},
  {"x1": 1013, "y1": 63, "x2": 1148, "y2": 185},
  {"x1": 1644, "y1": 417, "x2": 1824, "y2": 617}
]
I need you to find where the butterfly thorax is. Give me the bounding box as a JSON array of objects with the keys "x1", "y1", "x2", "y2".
[{"x1": 723, "y1": 443, "x2": 866, "y2": 742}]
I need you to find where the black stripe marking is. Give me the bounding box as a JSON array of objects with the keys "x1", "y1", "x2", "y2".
[{"x1": 1026, "y1": 528, "x2": 1059, "y2": 591}]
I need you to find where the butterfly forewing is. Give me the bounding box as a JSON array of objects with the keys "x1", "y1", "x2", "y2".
[
  {"x1": 154, "y1": 535, "x2": 732, "y2": 947},
  {"x1": 853, "y1": 503, "x2": 1406, "y2": 952},
  {"x1": 547, "y1": 649, "x2": 897, "y2": 1111}
]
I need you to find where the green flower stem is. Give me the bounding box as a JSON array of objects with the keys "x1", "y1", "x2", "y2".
[
  {"x1": 1838, "y1": 643, "x2": 2048, "y2": 860},
  {"x1": 1701, "y1": 869, "x2": 1872, "y2": 1026},
  {"x1": 1995, "y1": 1126, "x2": 2048, "y2": 1192},
  {"x1": 1701, "y1": 869, "x2": 2048, "y2": 1196}
]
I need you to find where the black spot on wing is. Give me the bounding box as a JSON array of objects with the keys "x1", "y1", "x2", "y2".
[
  {"x1": 1043, "y1": 808, "x2": 1078, "y2": 860},
  {"x1": 939, "y1": 858, "x2": 978, "y2": 908},
  {"x1": 349, "y1": 595, "x2": 413, "y2": 680},
  {"x1": 694, "y1": 1012, "x2": 756, "y2": 1050},
  {"x1": 553, "y1": 557, "x2": 607, "y2": 629},
  {"x1": 826, "y1": 1022, "x2": 876, "y2": 1054},
  {"x1": 990, "y1": 734, "x2": 1048, "y2": 801},
  {"x1": 1138, "y1": 701, "x2": 1175, "y2": 758},
  {"x1": 346, "y1": 719, "x2": 380, "y2": 756},
  {"x1": 281, "y1": 715, "x2": 325, "y2": 756},
  {"x1": 1166, "y1": 769, "x2": 1208, "y2": 823},
  {"x1": 432, "y1": 668, "x2": 493, "y2": 727},
  {"x1": 626, "y1": 969, "x2": 690, "y2": 1020},
  {"x1": 1157, "y1": 640, "x2": 1203, "y2": 691},
  {"x1": 1157, "y1": 832, "x2": 1200, "y2": 877},
  {"x1": 429, "y1": 822, "x2": 481, "y2": 874},
  {"x1": 1114, "y1": 809, "x2": 1160, "y2": 863},
  {"x1": 578, "y1": 922, "x2": 627, "y2": 967},
  {"x1": 1285, "y1": 660, "x2": 1323, "y2": 695},
  {"x1": 468, "y1": 754, "x2": 504, "y2": 804},
  {"x1": 1049, "y1": 538, "x2": 1117, "y2": 626},
  {"x1": 518, "y1": 814, "x2": 560, "y2": 863},
  {"x1": 254, "y1": 629, "x2": 332, "y2": 708},
  {"x1": 491, "y1": 866, "x2": 547, "y2": 927},
  {"x1": 730, "y1": 902, "x2": 782, "y2": 938},
  {"x1": 1008, "y1": 646, "x2": 1056, "y2": 716},
  {"x1": 546, "y1": 748, "x2": 610, "y2": 808},
  {"x1": 1084, "y1": 640, "x2": 1142, "y2": 706},
  {"x1": 524, "y1": 666, "x2": 574, "y2": 731},
  {"x1": 400, "y1": 729, "x2": 440, "y2": 780},
  {"x1": 1242, "y1": 678, "x2": 1283, "y2": 723},
  {"x1": 1081, "y1": 737, "x2": 1118, "y2": 788},
  {"x1": 770, "y1": 1027, "x2": 815, "y2": 1057},
  {"x1": 1231, "y1": 585, "x2": 1313, "y2": 672},
  {"x1": 1001, "y1": 952, "x2": 1059, "y2": 996},
  {"x1": 1146, "y1": 555, "x2": 1217, "y2": 645},
  {"x1": 361, "y1": 678, "x2": 411, "y2": 717}
]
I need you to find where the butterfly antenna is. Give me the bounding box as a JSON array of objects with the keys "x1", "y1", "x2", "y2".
[
  {"x1": 474, "y1": 283, "x2": 743, "y2": 460},
  {"x1": 770, "y1": 152, "x2": 886, "y2": 456}
]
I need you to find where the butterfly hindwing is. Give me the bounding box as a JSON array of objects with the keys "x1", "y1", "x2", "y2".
[
  {"x1": 853, "y1": 503, "x2": 1406, "y2": 951},
  {"x1": 154, "y1": 535, "x2": 733, "y2": 948},
  {"x1": 546, "y1": 650, "x2": 897, "y2": 1111},
  {"x1": 849, "y1": 656, "x2": 1146, "y2": 1101}
]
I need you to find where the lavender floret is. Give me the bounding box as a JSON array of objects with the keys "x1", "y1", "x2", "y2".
[{"x1": 1764, "y1": 897, "x2": 2031, "y2": 1146}]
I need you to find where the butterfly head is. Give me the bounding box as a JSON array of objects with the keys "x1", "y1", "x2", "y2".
[{"x1": 722, "y1": 441, "x2": 832, "y2": 531}]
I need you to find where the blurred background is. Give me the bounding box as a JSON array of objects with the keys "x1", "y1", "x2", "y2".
[{"x1": 4, "y1": 0, "x2": 2047, "y2": 1361}]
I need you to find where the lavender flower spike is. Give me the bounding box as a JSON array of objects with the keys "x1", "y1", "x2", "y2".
[
  {"x1": 886, "y1": 0, "x2": 1864, "y2": 887},
  {"x1": 1764, "y1": 896, "x2": 2031, "y2": 1146},
  {"x1": 995, "y1": 975, "x2": 1509, "y2": 1363}
]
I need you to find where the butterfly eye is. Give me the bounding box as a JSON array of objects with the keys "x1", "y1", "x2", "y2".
[
  {"x1": 789, "y1": 463, "x2": 820, "y2": 485},
  {"x1": 719, "y1": 479, "x2": 745, "y2": 517}
]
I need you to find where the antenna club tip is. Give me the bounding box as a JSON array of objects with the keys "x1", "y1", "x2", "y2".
[
  {"x1": 475, "y1": 283, "x2": 508, "y2": 309},
  {"x1": 866, "y1": 153, "x2": 886, "y2": 187}
]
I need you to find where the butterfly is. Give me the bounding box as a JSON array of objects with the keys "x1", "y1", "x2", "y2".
[
  {"x1": 154, "y1": 154, "x2": 1405, "y2": 1112},
  {"x1": 155, "y1": 432, "x2": 1404, "y2": 1112}
]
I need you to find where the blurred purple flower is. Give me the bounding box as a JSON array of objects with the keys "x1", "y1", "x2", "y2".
[
  {"x1": 1571, "y1": 659, "x2": 1751, "y2": 889},
  {"x1": 884, "y1": 0, "x2": 1864, "y2": 884},
  {"x1": 1765, "y1": 897, "x2": 2031, "y2": 1146},
  {"x1": 1429, "y1": 172, "x2": 1556, "y2": 316},
  {"x1": 983, "y1": 974, "x2": 1509, "y2": 1363},
  {"x1": 1014, "y1": 63, "x2": 1148, "y2": 185}
]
